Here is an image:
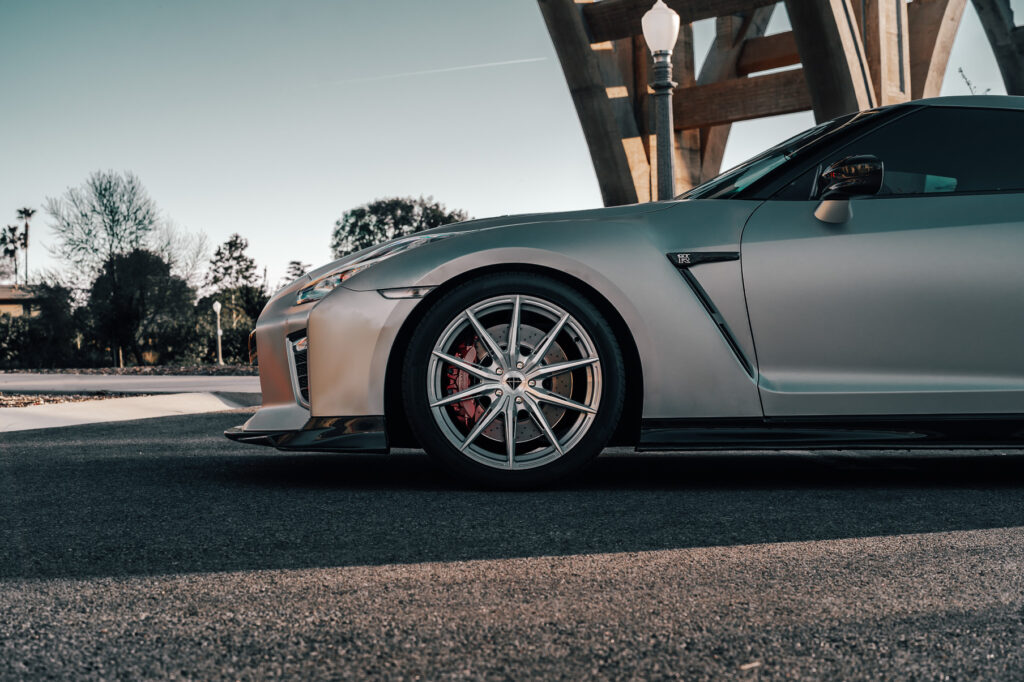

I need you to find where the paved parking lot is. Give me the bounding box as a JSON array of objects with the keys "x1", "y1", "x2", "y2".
[{"x1": 2, "y1": 411, "x2": 1023, "y2": 679}]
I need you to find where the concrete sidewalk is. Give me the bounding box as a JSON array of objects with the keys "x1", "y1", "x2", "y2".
[
  {"x1": 0, "y1": 374, "x2": 260, "y2": 395},
  {"x1": 0, "y1": 392, "x2": 257, "y2": 433}
]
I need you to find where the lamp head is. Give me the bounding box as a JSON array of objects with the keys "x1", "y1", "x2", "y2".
[
  {"x1": 212, "y1": 301, "x2": 222, "y2": 314},
  {"x1": 642, "y1": 0, "x2": 681, "y2": 55}
]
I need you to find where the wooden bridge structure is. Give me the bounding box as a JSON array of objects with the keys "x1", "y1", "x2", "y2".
[{"x1": 538, "y1": 0, "x2": 1024, "y2": 205}]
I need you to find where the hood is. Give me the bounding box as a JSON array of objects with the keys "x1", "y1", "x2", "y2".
[
  {"x1": 300, "y1": 202, "x2": 675, "y2": 285},
  {"x1": 418, "y1": 201, "x2": 675, "y2": 237}
]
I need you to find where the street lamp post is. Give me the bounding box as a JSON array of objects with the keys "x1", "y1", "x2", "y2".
[
  {"x1": 642, "y1": 0, "x2": 681, "y2": 201},
  {"x1": 212, "y1": 301, "x2": 224, "y2": 366}
]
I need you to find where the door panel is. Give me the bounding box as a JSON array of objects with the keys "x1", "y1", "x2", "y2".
[{"x1": 741, "y1": 193, "x2": 1024, "y2": 416}]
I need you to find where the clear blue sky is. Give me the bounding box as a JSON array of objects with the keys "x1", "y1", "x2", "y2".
[{"x1": 0, "y1": 0, "x2": 1015, "y2": 286}]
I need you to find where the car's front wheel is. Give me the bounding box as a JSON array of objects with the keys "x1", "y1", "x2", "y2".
[{"x1": 403, "y1": 273, "x2": 625, "y2": 487}]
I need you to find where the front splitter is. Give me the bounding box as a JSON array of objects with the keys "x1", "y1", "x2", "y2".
[{"x1": 225, "y1": 415, "x2": 388, "y2": 453}]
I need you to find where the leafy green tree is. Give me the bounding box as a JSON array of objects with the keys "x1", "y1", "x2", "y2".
[
  {"x1": 277, "y1": 260, "x2": 311, "y2": 289},
  {"x1": 330, "y1": 196, "x2": 469, "y2": 259},
  {"x1": 285, "y1": 260, "x2": 310, "y2": 281},
  {"x1": 206, "y1": 233, "x2": 258, "y2": 291},
  {"x1": 44, "y1": 170, "x2": 159, "y2": 277},
  {"x1": 87, "y1": 249, "x2": 196, "y2": 366},
  {"x1": 204, "y1": 234, "x2": 266, "y2": 337},
  {"x1": 26, "y1": 282, "x2": 79, "y2": 367}
]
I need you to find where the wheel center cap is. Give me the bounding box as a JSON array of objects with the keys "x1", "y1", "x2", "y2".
[{"x1": 503, "y1": 372, "x2": 525, "y2": 391}]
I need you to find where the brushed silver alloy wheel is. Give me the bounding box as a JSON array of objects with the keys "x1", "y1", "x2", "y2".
[{"x1": 427, "y1": 294, "x2": 603, "y2": 470}]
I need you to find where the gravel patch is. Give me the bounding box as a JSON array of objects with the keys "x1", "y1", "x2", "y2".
[
  {"x1": 0, "y1": 392, "x2": 146, "y2": 408},
  {"x1": 0, "y1": 365, "x2": 257, "y2": 376}
]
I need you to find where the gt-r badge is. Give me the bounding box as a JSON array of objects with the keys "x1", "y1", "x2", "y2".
[{"x1": 666, "y1": 252, "x2": 740, "y2": 269}]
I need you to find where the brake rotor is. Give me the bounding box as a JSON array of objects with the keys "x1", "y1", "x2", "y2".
[{"x1": 442, "y1": 323, "x2": 571, "y2": 443}]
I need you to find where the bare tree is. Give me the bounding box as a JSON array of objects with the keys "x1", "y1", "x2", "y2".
[
  {"x1": 44, "y1": 170, "x2": 159, "y2": 277},
  {"x1": 150, "y1": 220, "x2": 211, "y2": 289}
]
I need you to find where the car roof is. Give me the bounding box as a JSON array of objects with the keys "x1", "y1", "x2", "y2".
[{"x1": 905, "y1": 95, "x2": 1024, "y2": 110}]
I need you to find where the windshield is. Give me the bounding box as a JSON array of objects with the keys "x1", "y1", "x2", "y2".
[{"x1": 679, "y1": 112, "x2": 867, "y2": 200}]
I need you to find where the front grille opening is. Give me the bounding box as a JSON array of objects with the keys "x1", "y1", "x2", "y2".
[{"x1": 288, "y1": 330, "x2": 310, "y2": 404}]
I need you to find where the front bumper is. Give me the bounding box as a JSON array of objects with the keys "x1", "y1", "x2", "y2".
[
  {"x1": 225, "y1": 281, "x2": 424, "y2": 452},
  {"x1": 231, "y1": 283, "x2": 420, "y2": 435},
  {"x1": 225, "y1": 416, "x2": 388, "y2": 453}
]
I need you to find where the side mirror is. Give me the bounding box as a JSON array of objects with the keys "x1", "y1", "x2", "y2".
[{"x1": 814, "y1": 154, "x2": 884, "y2": 224}]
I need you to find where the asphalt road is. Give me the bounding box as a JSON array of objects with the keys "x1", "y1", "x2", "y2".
[{"x1": 2, "y1": 412, "x2": 1024, "y2": 679}]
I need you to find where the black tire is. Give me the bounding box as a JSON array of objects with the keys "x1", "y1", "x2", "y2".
[{"x1": 402, "y1": 272, "x2": 625, "y2": 487}]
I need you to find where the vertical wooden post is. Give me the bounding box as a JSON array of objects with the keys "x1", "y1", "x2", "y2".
[
  {"x1": 538, "y1": 0, "x2": 641, "y2": 205},
  {"x1": 856, "y1": 0, "x2": 912, "y2": 104}
]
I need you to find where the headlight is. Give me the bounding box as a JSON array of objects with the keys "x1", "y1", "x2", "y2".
[{"x1": 295, "y1": 233, "x2": 451, "y2": 305}]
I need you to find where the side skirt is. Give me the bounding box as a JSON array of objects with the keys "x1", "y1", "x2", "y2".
[{"x1": 638, "y1": 415, "x2": 1024, "y2": 450}]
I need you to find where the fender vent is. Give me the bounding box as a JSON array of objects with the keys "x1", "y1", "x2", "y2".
[{"x1": 668, "y1": 262, "x2": 754, "y2": 378}]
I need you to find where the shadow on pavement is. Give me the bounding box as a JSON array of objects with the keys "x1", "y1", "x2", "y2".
[{"x1": 3, "y1": 412, "x2": 1024, "y2": 580}]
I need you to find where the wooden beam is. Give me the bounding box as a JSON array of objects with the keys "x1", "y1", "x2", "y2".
[
  {"x1": 907, "y1": 0, "x2": 966, "y2": 99},
  {"x1": 971, "y1": 0, "x2": 1024, "y2": 95},
  {"x1": 581, "y1": 0, "x2": 778, "y2": 43},
  {"x1": 695, "y1": 8, "x2": 777, "y2": 182},
  {"x1": 538, "y1": 0, "x2": 639, "y2": 206},
  {"x1": 736, "y1": 31, "x2": 800, "y2": 76},
  {"x1": 784, "y1": 0, "x2": 877, "y2": 121},
  {"x1": 673, "y1": 69, "x2": 813, "y2": 130}
]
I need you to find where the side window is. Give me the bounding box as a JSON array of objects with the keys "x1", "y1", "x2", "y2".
[{"x1": 775, "y1": 107, "x2": 1024, "y2": 199}]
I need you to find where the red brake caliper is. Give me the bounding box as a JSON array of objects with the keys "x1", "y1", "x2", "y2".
[{"x1": 445, "y1": 338, "x2": 484, "y2": 429}]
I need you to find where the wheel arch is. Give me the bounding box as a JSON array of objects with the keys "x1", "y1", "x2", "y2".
[{"x1": 384, "y1": 263, "x2": 644, "y2": 448}]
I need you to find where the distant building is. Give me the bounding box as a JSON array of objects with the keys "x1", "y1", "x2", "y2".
[{"x1": 0, "y1": 285, "x2": 40, "y2": 317}]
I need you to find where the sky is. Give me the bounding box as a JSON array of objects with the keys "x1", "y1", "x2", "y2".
[{"x1": 0, "y1": 0, "x2": 1018, "y2": 287}]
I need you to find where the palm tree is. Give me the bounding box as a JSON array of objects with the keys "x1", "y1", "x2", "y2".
[{"x1": 16, "y1": 207, "x2": 35, "y2": 284}]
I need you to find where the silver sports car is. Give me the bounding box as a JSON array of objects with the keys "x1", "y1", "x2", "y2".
[{"x1": 227, "y1": 96, "x2": 1024, "y2": 485}]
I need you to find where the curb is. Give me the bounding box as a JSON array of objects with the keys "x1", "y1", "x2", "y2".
[{"x1": 0, "y1": 392, "x2": 262, "y2": 433}]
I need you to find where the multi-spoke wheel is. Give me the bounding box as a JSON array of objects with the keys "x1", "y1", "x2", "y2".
[{"x1": 404, "y1": 273, "x2": 625, "y2": 486}]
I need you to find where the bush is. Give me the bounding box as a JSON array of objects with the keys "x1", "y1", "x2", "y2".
[
  {"x1": 195, "y1": 286, "x2": 267, "y2": 365},
  {"x1": 0, "y1": 283, "x2": 84, "y2": 370}
]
